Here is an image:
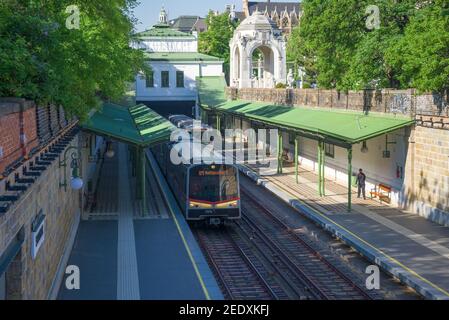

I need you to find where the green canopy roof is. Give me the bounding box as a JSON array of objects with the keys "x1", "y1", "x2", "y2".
[
  {"x1": 81, "y1": 103, "x2": 175, "y2": 147},
  {"x1": 204, "y1": 100, "x2": 415, "y2": 146},
  {"x1": 196, "y1": 76, "x2": 228, "y2": 107},
  {"x1": 196, "y1": 76, "x2": 415, "y2": 146}
]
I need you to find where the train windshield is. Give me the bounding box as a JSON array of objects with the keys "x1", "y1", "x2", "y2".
[{"x1": 189, "y1": 165, "x2": 239, "y2": 203}]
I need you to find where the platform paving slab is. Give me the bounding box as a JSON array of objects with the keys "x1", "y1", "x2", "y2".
[
  {"x1": 57, "y1": 144, "x2": 221, "y2": 300},
  {"x1": 238, "y1": 163, "x2": 449, "y2": 300},
  {"x1": 57, "y1": 220, "x2": 118, "y2": 300}
]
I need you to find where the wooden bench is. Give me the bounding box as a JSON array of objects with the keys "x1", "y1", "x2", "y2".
[{"x1": 370, "y1": 184, "x2": 392, "y2": 204}]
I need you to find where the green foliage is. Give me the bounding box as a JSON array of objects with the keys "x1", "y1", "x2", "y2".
[
  {"x1": 275, "y1": 83, "x2": 287, "y2": 89},
  {"x1": 287, "y1": 25, "x2": 317, "y2": 86},
  {"x1": 390, "y1": 1, "x2": 449, "y2": 93},
  {"x1": 289, "y1": 0, "x2": 449, "y2": 93},
  {"x1": 0, "y1": 0, "x2": 147, "y2": 120},
  {"x1": 198, "y1": 12, "x2": 238, "y2": 74}
]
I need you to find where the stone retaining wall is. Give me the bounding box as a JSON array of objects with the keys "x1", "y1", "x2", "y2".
[
  {"x1": 0, "y1": 136, "x2": 82, "y2": 299},
  {"x1": 226, "y1": 87, "x2": 449, "y2": 117},
  {"x1": 225, "y1": 87, "x2": 449, "y2": 226}
]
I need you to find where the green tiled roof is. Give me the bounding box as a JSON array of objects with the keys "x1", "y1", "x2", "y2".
[
  {"x1": 205, "y1": 100, "x2": 415, "y2": 145},
  {"x1": 145, "y1": 52, "x2": 223, "y2": 62},
  {"x1": 197, "y1": 78, "x2": 414, "y2": 146},
  {"x1": 136, "y1": 24, "x2": 195, "y2": 39},
  {"x1": 197, "y1": 76, "x2": 228, "y2": 107},
  {"x1": 81, "y1": 103, "x2": 175, "y2": 147}
]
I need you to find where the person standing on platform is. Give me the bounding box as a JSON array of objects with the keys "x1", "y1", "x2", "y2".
[{"x1": 357, "y1": 169, "x2": 367, "y2": 200}]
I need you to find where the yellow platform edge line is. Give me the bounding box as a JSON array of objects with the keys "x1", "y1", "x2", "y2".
[
  {"x1": 147, "y1": 152, "x2": 211, "y2": 300},
  {"x1": 244, "y1": 164, "x2": 449, "y2": 298}
]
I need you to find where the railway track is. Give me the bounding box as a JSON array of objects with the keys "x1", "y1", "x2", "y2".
[
  {"x1": 194, "y1": 188, "x2": 375, "y2": 300},
  {"x1": 240, "y1": 186, "x2": 375, "y2": 300},
  {"x1": 194, "y1": 228, "x2": 280, "y2": 300}
]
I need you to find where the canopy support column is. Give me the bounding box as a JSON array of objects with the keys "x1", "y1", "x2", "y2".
[
  {"x1": 347, "y1": 147, "x2": 353, "y2": 212},
  {"x1": 216, "y1": 113, "x2": 221, "y2": 131},
  {"x1": 131, "y1": 146, "x2": 137, "y2": 177},
  {"x1": 295, "y1": 135, "x2": 299, "y2": 184},
  {"x1": 142, "y1": 148, "x2": 147, "y2": 216},
  {"x1": 277, "y1": 131, "x2": 283, "y2": 174},
  {"x1": 135, "y1": 148, "x2": 148, "y2": 216},
  {"x1": 240, "y1": 117, "x2": 244, "y2": 154},
  {"x1": 321, "y1": 142, "x2": 326, "y2": 196},
  {"x1": 136, "y1": 148, "x2": 142, "y2": 200},
  {"x1": 317, "y1": 141, "x2": 321, "y2": 196}
]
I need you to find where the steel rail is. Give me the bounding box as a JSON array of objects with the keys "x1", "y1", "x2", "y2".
[
  {"x1": 241, "y1": 187, "x2": 374, "y2": 300},
  {"x1": 195, "y1": 228, "x2": 279, "y2": 300}
]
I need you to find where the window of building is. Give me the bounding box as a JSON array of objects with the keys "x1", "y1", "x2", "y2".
[
  {"x1": 161, "y1": 71, "x2": 169, "y2": 88},
  {"x1": 176, "y1": 71, "x2": 184, "y2": 88},
  {"x1": 146, "y1": 71, "x2": 154, "y2": 88},
  {"x1": 325, "y1": 143, "x2": 335, "y2": 158}
]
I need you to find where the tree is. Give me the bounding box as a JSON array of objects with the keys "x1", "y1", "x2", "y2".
[
  {"x1": 198, "y1": 12, "x2": 238, "y2": 79},
  {"x1": 295, "y1": 0, "x2": 449, "y2": 93},
  {"x1": 287, "y1": 25, "x2": 317, "y2": 87},
  {"x1": 298, "y1": 0, "x2": 369, "y2": 90},
  {"x1": 389, "y1": 0, "x2": 449, "y2": 93},
  {"x1": 0, "y1": 0, "x2": 148, "y2": 120}
]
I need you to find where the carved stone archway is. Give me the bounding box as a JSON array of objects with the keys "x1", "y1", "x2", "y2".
[{"x1": 230, "y1": 10, "x2": 287, "y2": 89}]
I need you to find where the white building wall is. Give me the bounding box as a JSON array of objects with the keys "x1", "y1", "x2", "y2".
[
  {"x1": 200, "y1": 64, "x2": 224, "y2": 77},
  {"x1": 136, "y1": 62, "x2": 223, "y2": 102}
]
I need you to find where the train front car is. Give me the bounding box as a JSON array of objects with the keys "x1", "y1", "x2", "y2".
[{"x1": 187, "y1": 164, "x2": 241, "y2": 225}]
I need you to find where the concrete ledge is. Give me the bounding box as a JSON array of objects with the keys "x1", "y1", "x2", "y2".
[
  {"x1": 146, "y1": 151, "x2": 224, "y2": 300},
  {"x1": 237, "y1": 165, "x2": 449, "y2": 300}
]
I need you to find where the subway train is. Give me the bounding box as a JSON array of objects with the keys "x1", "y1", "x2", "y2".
[{"x1": 151, "y1": 140, "x2": 241, "y2": 225}]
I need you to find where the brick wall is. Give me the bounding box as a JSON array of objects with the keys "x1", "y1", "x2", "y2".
[
  {"x1": 0, "y1": 99, "x2": 39, "y2": 176},
  {"x1": 0, "y1": 112, "x2": 21, "y2": 174}
]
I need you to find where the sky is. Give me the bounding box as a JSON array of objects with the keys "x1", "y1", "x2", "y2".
[
  {"x1": 132, "y1": 0, "x2": 240, "y2": 32},
  {"x1": 132, "y1": 0, "x2": 298, "y2": 32}
]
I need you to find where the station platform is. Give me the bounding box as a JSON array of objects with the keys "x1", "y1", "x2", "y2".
[
  {"x1": 239, "y1": 162, "x2": 449, "y2": 300},
  {"x1": 58, "y1": 143, "x2": 222, "y2": 300}
]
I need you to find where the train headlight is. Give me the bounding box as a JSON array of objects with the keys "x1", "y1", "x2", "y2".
[
  {"x1": 215, "y1": 200, "x2": 238, "y2": 209},
  {"x1": 189, "y1": 200, "x2": 212, "y2": 209}
]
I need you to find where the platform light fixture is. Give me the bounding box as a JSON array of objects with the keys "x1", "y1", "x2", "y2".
[
  {"x1": 59, "y1": 146, "x2": 83, "y2": 191},
  {"x1": 105, "y1": 141, "x2": 115, "y2": 159},
  {"x1": 361, "y1": 141, "x2": 369, "y2": 154}
]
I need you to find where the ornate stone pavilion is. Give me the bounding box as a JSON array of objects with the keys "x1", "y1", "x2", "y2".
[{"x1": 229, "y1": 10, "x2": 287, "y2": 89}]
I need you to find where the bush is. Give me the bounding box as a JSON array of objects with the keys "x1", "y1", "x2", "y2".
[{"x1": 275, "y1": 83, "x2": 287, "y2": 89}]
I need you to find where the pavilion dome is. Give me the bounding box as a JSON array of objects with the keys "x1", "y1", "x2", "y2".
[{"x1": 236, "y1": 10, "x2": 280, "y2": 32}]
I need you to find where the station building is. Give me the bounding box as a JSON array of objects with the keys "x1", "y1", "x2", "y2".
[
  {"x1": 198, "y1": 10, "x2": 449, "y2": 227},
  {"x1": 134, "y1": 8, "x2": 224, "y2": 118}
]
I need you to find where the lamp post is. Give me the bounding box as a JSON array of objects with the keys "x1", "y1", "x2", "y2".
[{"x1": 59, "y1": 146, "x2": 83, "y2": 192}]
